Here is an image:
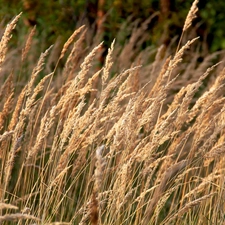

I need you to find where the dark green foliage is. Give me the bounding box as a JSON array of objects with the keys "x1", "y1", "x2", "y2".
[{"x1": 0, "y1": 1, "x2": 224, "y2": 54}]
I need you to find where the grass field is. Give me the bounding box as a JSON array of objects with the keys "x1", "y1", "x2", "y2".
[{"x1": 1, "y1": 1, "x2": 225, "y2": 224}]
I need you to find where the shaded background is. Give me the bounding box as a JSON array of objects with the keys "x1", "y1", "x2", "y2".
[{"x1": 0, "y1": 0, "x2": 224, "y2": 54}]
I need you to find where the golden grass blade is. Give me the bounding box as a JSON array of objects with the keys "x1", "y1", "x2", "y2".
[
  {"x1": 0, "y1": 13, "x2": 22, "y2": 71},
  {"x1": 102, "y1": 39, "x2": 115, "y2": 87},
  {"x1": 0, "y1": 203, "x2": 18, "y2": 210},
  {"x1": 60, "y1": 25, "x2": 85, "y2": 59},
  {"x1": 183, "y1": 0, "x2": 199, "y2": 32},
  {"x1": 22, "y1": 25, "x2": 36, "y2": 62},
  {"x1": 0, "y1": 213, "x2": 40, "y2": 222}
]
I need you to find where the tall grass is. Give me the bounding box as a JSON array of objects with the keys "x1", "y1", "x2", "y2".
[{"x1": 0, "y1": 2, "x2": 225, "y2": 224}]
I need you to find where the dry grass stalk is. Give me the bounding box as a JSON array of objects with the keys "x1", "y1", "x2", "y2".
[
  {"x1": 151, "y1": 44, "x2": 166, "y2": 75},
  {"x1": 183, "y1": 0, "x2": 199, "y2": 31},
  {"x1": 76, "y1": 69, "x2": 101, "y2": 98},
  {"x1": 169, "y1": 37, "x2": 199, "y2": 72},
  {"x1": 0, "y1": 92, "x2": 14, "y2": 131},
  {"x1": 60, "y1": 25, "x2": 85, "y2": 59},
  {"x1": 89, "y1": 192, "x2": 99, "y2": 225},
  {"x1": 205, "y1": 143, "x2": 225, "y2": 158},
  {"x1": 3, "y1": 133, "x2": 23, "y2": 191},
  {"x1": 26, "y1": 46, "x2": 52, "y2": 97},
  {"x1": 26, "y1": 105, "x2": 55, "y2": 163},
  {"x1": 75, "y1": 42, "x2": 103, "y2": 88},
  {"x1": 94, "y1": 145, "x2": 105, "y2": 191},
  {"x1": 152, "y1": 185, "x2": 179, "y2": 224},
  {"x1": 45, "y1": 223, "x2": 71, "y2": 225},
  {"x1": 48, "y1": 165, "x2": 72, "y2": 189},
  {"x1": 102, "y1": 39, "x2": 115, "y2": 87},
  {"x1": 59, "y1": 97, "x2": 86, "y2": 147},
  {"x1": 148, "y1": 56, "x2": 171, "y2": 98},
  {"x1": 166, "y1": 193, "x2": 216, "y2": 223},
  {"x1": 0, "y1": 203, "x2": 18, "y2": 210},
  {"x1": 8, "y1": 87, "x2": 26, "y2": 130},
  {"x1": 114, "y1": 163, "x2": 129, "y2": 207},
  {"x1": 143, "y1": 160, "x2": 187, "y2": 224},
  {"x1": 26, "y1": 72, "x2": 52, "y2": 110},
  {"x1": 183, "y1": 171, "x2": 221, "y2": 201},
  {"x1": 56, "y1": 44, "x2": 102, "y2": 115},
  {"x1": 56, "y1": 98, "x2": 90, "y2": 172},
  {"x1": 0, "y1": 130, "x2": 14, "y2": 143},
  {"x1": 0, "y1": 71, "x2": 13, "y2": 100},
  {"x1": 2, "y1": 71, "x2": 52, "y2": 192},
  {"x1": 63, "y1": 29, "x2": 87, "y2": 80},
  {"x1": 22, "y1": 25, "x2": 36, "y2": 62},
  {"x1": 0, "y1": 13, "x2": 22, "y2": 71},
  {"x1": 0, "y1": 213, "x2": 40, "y2": 222}
]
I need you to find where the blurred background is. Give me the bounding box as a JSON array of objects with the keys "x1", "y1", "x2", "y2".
[{"x1": 0, "y1": 0, "x2": 224, "y2": 51}]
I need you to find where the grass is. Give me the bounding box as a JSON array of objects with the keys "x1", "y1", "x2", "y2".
[{"x1": 0, "y1": 1, "x2": 225, "y2": 224}]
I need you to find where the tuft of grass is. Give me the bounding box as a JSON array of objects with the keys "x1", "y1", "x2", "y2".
[{"x1": 0, "y1": 2, "x2": 225, "y2": 225}]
